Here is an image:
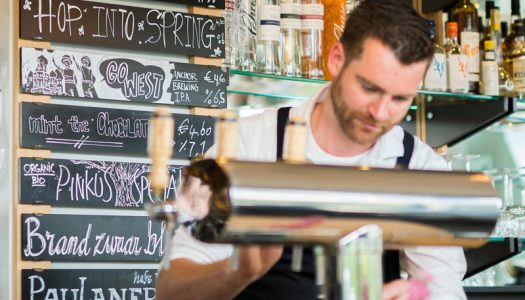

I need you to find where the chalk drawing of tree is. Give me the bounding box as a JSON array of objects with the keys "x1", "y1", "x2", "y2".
[{"x1": 71, "y1": 160, "x2": 150, "y2": 207}]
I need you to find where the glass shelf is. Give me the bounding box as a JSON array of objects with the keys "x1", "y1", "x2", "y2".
[{"x1": 229, "y1": 70, "x2": 500, "y2": 101}]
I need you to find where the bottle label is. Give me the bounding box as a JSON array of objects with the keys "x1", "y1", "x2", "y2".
[
  {"x1": 281, "y1": 3, "x2": 301, "y2": 29},
  {"x1": 481, "y1": 60, "x2": 499, "y2": 96},
  {"x1": 258, "y1": 5, "x2": 281, "y2": 41},
  {"x1": 448, "y1": 54, "x2": 469, "y2": 92},
  {"x1": 424, "y1": 53, "x2": 447, "y2": 91},
  {"x1": 237, "y1": 0, "x2": 257, "y2": 36},
  {"x1": 301, "y1": 4, "x2": 324, "y2": 30},
  {"x1": 461, "y1": 31, "x2": 480, "y2": 74},
  {"x1": 513, "y1": 58, "x2": 525, "y2": 92},
  {"x1": 281, "y1": 2, "x2": 302, "y2": 15}
]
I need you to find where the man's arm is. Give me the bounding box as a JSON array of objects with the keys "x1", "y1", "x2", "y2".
[{"x1": 156, "y1": 246, "x2": 283, "y2": 300}]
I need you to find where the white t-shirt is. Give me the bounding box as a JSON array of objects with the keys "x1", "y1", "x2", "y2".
[{"x1": 169, "y1": 85, "x2": 467, "y2": 300}]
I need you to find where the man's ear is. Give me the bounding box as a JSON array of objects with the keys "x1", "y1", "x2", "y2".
[{"x1": 327, "y1": 42, "x2": 345, "y2": 78}]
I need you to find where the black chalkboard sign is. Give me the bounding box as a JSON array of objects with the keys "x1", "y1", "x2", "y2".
[
  {"x1": 22, "y1": 269, "x2": 157, "y2": 300},
  {"x1": 161, "y1": 0, "x2": 226, "y2": 9},
  {"x1": 20, "y1": 102, "x2": 215, "y2": 158},
  {"x1": 22, "y1": 214, "x2": 165, "y2": 261},
  {"x1": 21, "y1": 47, "x2": 228, "y2": 108},
  {"x1": 19, "y1": 157, "x2": 183, "y2": 209},
  {"x1": 20, "y1": 0, "x2": 225, "y2": 58}
]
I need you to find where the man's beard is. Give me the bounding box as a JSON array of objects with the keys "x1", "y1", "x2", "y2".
[{"x1": 330, "y1": 76, "x2": 390, "y2": 147}]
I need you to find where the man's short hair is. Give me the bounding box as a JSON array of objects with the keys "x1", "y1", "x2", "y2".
[{"x1": 340, "y1": 0, "x2": 433, "y2": 65}]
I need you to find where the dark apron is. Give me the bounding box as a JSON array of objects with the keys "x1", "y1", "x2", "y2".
[{"x1": 235, "y1": 107, "x2": 415, "y2": 300}]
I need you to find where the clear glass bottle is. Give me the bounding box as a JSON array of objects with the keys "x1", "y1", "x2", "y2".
[
  {"x1": 280, "y1": 0, "x2": 302, "y2": 77},
  {"x1": 256, "y1": 0, "x2": 281, "y2": 74},
  {"x1": 479, "y1": 1, "x2": 495, "y2": 61},
  {"x1": 236, "y1": 0, "x2": 257, "y2": 71},
  {"x1": 481, "y1": 40, "x2": 499, "y2": 96},
  {"x1": 445, "y1": 22, "x2": 469, "y2": 93},
  {"x1": 301, "y1": 0, "x2": 324, "y2": 79},
  {"x1": 424, "y1": 20, "x2": 447, "y2": 92},
  {"x1": 223, "y1": 0, "x2": 237, "y2": 69}
]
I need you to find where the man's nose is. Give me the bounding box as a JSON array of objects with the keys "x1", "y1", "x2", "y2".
[{"x1": 368, "y1": 96, "x2": 390, "y2": 122}]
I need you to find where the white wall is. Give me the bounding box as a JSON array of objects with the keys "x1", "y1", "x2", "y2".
[{"x1": 0, "y1": 0, "x2": 13, "y2": 298}]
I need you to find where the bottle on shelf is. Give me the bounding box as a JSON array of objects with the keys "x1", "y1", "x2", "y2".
[
  {"x1": 223, "y1": 0, "x2": 237, "y2": 69},
  {"x1": 489, "y1": 6, "x2": 503, "y2": 64},
  {"x1": 423, "y1": 19, "x2": 447, "y2": 92},
  {"x1": 236, "y1": 0, "x2": 258, "y2": 71},
  {"x1": 460, "y1": 15, "x2": 480, "y2": 93},
  {"x1": 257, "y1": 0, "x2": 282, "y2": 74},
  {"x1": 445, "y1": 22, "x2": 469, "y2": 93},
  {"x1": 511, "y1": 0, "x2": 521, "y2": 31},
  {"x1": 322, "y1": 0, "x2": 346, "y2": 80},
  {"x1": 508, "y1": 22, "x2": 525, "y2": 97},
  {"x1": 503, "y1": 19, "x2": 524, "y2": 76},
  {"x1": 301, "y1": 0, "x2": 324, "y2": 79},
  {"x1": 481, "y1": 40, "x2": 499, "y2": 96},
  {"x1": 451, "y1": 0, "x2": 478, "y2": 39},
  {"x1": 280, "y1": 0, "x2": 302, "y2": 77},
  {"x1": 479, "y1": 1, "x2": 495, "y2": 60}
]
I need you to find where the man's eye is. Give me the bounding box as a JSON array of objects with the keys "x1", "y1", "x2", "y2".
[{"x1": 362, "y1": 84, "x2": 377, "y2": 92}]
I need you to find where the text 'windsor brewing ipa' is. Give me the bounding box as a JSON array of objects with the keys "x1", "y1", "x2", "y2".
[{"x1": 257, "y1": 0, "x2": 281, "y2": 74}]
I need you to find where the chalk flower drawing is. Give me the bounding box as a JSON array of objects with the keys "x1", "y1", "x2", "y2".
[
  {"x1": 78, "y1": 25, "x2": 85, "y2": 36},
  {"x1": 23, "y1": 0, "x2": 32, "y2": 11},
  {"x1": 138, "y1": 21, "x2": 145, "y2": 31},
  {"x1": 213, "y1": 48, "x2": 222, "y2": 57}
]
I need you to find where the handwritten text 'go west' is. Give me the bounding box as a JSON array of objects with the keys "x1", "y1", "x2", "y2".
[{"x1": 23, "y1": 217, "x2": 164, "y2": 259}]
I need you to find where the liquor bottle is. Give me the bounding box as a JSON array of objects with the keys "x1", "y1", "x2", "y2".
[
  {"x1": 236, "y1": 0, "x2": 257, "y2": 71},
  {"x1": 423, "y1": 20, "x2": 447, "y2": 92},
  {"x1": 479, "y1": 1, "x2": 495, "y2": 59},
  {"x1": 509, "y1": 22, "x2": 525, "y2": 97},
  {"x1": 451, "y1": 0, "x2": 478, "y2": 40},
  {"x1": 257, "y1": 0, "x2": 281, "y2": 74},
  {"x1": 280, "y1": 0, "x2": 302, "y2": 76},
  {"x1": 460, "y1": 15, "x2": 480, "y2": 93},
  {"x1": 490, "y1": 7, "x2": 503, "y2": 64},
  {"x1": 503, "y1": 19, "x2": 524, "y2": 75},
  {"x1": 223, "y1": 0, "x2": 237, "y2": 69},
  {"x1": 481, "y1": 40, "x2": 499, "y2": 96},
  {"x1": 322, "y1": 0, "x2": 346, "y2": 80},
  {"x1": 301, "y1": 0, "x2": 324, "y2": 79},
  {"x1": 511, "y1": 0, "x2": 521, "y2": 30},
  {"x1": 445, "y1": 22, "x2": 469, "y2": 93}
]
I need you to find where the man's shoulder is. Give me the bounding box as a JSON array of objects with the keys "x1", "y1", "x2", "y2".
[{"x1": 409, "y1": 131, "x2": 448, "y2": 171}]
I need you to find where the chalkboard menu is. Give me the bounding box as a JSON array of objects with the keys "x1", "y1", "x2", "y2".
[
  {"x1": 22, "y1": 214, "x2": 165, "y2": 261},
  {"x1": 20, "y1": 102, "x2": 215, "y2": 158},
  {"x1": 20, "y1": 0, "x2": 225, "y2": 58},
  {"x1": 22, "y1": 269, "x2": 157, "y2": 300},
  {"x1": 21, "y1": 48, "x2": 228, "y2": 108},
  {"x1": 161, "y1": 0, "x2": 226, "y2": 9},
  {"x1": 19, "y1": 157, "x2": 182, "y2": 209}
]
